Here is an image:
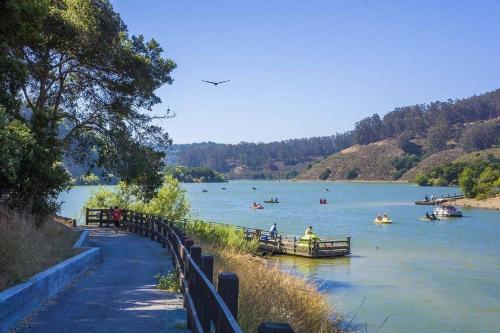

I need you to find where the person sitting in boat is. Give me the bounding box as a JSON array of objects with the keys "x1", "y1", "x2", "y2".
[
  {"x1": 269, "y1": 223, "x2": 278, "y2": 239},
  {"x1": 383, "y1": 213, "x2": 388, "y2": 219},
  {"x1": 252, "y1": 202, "x2": 257, "y2": 207},
  {"x1": 431, "y1": 212, "x2": 437, "y2": 219},
  {"x1": 275, "y1": 197, "x2": 278, "y2": 202},
  {"x1": 376, "y1": 214, "x2": 382, "y2": 221},
  {"x1": 305, "y1": 226, "x2": 313, "y2": 235},
  {"x1": 430, "y1": 194, "x2": 435, "y2": 200},
  {"x1": 425, "y1": 212, "x2": 431, "y2": 219},
  {"x1": 424, "y1": 194, "x2": 429, "y2": 201}
]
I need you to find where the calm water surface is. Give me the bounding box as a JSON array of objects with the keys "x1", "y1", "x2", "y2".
[{"x1": 59, "y1": 181, "x2": 500, "y2": 333}]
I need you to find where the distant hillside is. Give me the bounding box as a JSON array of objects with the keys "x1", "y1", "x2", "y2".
[
  {"x1": 296, "y1": 139, "x2": 405, "y2": 181},
  {"x1": 166, "y1": 88, "x2": 500, "y2": 180},
  {"x1": 167, "y1": 133, "x2": 354, "y2": 179}
]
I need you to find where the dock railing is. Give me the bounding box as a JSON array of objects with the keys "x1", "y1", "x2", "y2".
[{"x1": 85, "y1": 208, "x2": 294, "y2": 333}]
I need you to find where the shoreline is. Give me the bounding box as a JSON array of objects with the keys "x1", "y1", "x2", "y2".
[{"x1": 451, "y1": 196, "x2": 500, "y2": 210}]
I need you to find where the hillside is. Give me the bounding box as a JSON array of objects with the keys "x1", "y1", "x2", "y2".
[
  {"x1": 400, "y1": 148, "x2": 466, "y2": 180},
  {"x1": 296, "y1": 139, "x2": 405, "y2": 181}
]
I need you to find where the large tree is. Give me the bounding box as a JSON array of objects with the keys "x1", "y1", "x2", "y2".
[{"x1": 0, "y1": 0, "x2": 176, "y2": 218}]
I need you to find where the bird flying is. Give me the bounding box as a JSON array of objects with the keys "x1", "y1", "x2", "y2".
[{"x1": 202, "y1": 79, "x2": 230, "y2": 86}]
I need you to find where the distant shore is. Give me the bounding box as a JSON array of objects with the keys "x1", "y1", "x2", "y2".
[{"x1": 452, "y1": 196, "x2": 500, "y2": 210}]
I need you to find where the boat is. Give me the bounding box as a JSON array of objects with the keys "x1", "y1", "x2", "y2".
[
  {"x1": 374, "y1": 216, "x2": 393, "y2": 224},
  {"x1": 433, "y1": 205, "x2": 462, "y2": 217},
  {"x1": 221, "y1": 187, "x2": 226, "y2": 190},
  {"x1": 202, "y1": 189, "x2": 208, "y2": 193},
  {"x1": 264, "y1": 200, "x2": 279, "y2": 204},
  {"x1": 252, "y1": 187, "x2": 257, "y2": 190},
  {"x1": 420, "y1": 216, "x2": 440, "y2": 221},
  {"x1": 251, "y1": 203, "x2": 264, "y2": 209}
]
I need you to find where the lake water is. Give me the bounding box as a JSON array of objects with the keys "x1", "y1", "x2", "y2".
[{"x1": 59, "y1": 181, "x2": 500, "y2": 333}]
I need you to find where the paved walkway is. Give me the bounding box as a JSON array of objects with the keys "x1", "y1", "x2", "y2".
[{"x1": 16, "y1": 228, "x2": 189, "y2": 333}]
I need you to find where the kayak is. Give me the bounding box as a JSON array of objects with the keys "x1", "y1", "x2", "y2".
[
  {"x1": 420, "y1": 216, "x2": 440, "y2": 221},
  {"x1": 374, "y1": 218, "x2": 392, "y2": 224}
]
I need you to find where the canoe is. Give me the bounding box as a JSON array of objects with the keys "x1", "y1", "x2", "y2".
[
  {"x1": 374, "y1": 218, "x2": 392, "y2": 224},
  {"x1": 264, "y1": 201, "x2": 279, "y2": 204}
]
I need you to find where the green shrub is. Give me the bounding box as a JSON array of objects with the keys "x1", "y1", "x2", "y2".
[
  {"x1": 346, "y1": 168, "x2": 358, "y2": 180},
  {"x1": 413, "y1": 173, "x2": 430, "y2": 186},
  {"x1": 319, "y1": 168, "x2": 331, "y2": 180},
  {"x1": 183, "y1": 220, "x2": 259, "y2": 254},
  {"x1": 154, "y1": 272, "x2": 179, "y2": 292}
]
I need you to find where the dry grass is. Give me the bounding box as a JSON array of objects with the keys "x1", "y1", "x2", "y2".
[
  {"x1": 196, "y1": 242, "x2": 344, "y2": 333},
  {"x1": 0, "y1": 206, "x2": 80, "y2": 291}
]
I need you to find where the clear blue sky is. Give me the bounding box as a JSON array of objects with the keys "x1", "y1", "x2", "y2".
[{"x1": 111, "y1": 0, "x2": 500, "y2": 144}]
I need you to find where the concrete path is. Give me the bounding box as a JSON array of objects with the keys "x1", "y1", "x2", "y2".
[{"x1": 16, "y1": 228, "x2": 190, "y2": 333}]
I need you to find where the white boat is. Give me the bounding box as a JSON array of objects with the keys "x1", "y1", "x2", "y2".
[{"x1": 433, "y1": 205, "x2": 462, "y2": 217}]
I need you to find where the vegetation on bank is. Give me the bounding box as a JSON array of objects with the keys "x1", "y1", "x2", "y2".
[
  {"x1": 178, "y1": 220, "x2": 343, "y2": 333},
  {"x1": 413, "y1": 155, "x2": 500, "y2": 199},
  {"x1": 0, "y1": 207, "x2": 80, "y2": 291},
  {"x1": 164, "y1": 166, "x2": 226, "y2": 183},
  {"x1": 82, "y1": 176, "x2": 190, "y2": 221}
]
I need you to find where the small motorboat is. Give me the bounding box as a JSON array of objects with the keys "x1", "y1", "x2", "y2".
[
  {"x1": 433, "y1": 205, "x2": 462, "y2": 217},
  {"x1": 202, "y1": 189, "x2": 208, "y2": 193},
  {"x1": 320, "y1": 199, "x2": 327, "y2": 204},
  {"x1": 374, "y1": 216, "x2": 393, "y2": 224},
  {"x1": 264, "y1": 200, "x2": 279, "y2": 204}
]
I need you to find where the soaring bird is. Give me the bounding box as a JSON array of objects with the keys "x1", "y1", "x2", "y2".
[{"x1": 202, "y1": 79, "x2": 230, "y2": 86}]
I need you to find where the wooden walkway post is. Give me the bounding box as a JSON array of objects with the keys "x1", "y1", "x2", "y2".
[
  {"x1": 217, "y1": 272, "x2": 239, "y2": 324},
  {"x1": 85, "y1": 208, "x2": 89, "y2": 225}
]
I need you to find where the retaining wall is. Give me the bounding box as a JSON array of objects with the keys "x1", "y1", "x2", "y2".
[{"x1": 0, "y1": 229, "x2": 100, "y2": 333}]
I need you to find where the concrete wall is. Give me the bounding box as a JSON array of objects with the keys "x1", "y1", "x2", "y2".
[{"x1": 0, "y1": 230, "x2": 100, "y2": 333}]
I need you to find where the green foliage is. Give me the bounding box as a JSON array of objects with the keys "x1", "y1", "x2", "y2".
[
  {"x1": 391, "y1": 155, "x2": 420, "y2": 179},
  {"x1": 353, "y1": 114, "x2": 383, "y2": 145},
  {"x1": 414, "y1": 158, "x2": 500, "y2": 198},
  {"x1": 346, "y1": 168, "x2": 358, "y2": 180},
  {"x1": 319, "y1": 168, "x2": 331, "y2": 180},
  {"x1": 460, "y1": 122, "x2": 499, "y2": 152},
  {"x1": 183, "y1": 220, "x2": 259, "y2": 254},
  {"x1": 154, "y1": 272, "x2": 179, "y2": 292},
  {"x1": 413, "y1": 173, "x2": 431, "y2": 186},
  {"x1": 80, "y1": 173, "x2": 100, "y2": 185},
  {"x1": 83, "y1": 176, "x2": 189, "y2": 220},
  {"x1": 164, "y1": 166, "x2": 226, "y2": 183},
  {"x1": 0, "y1": 0, "x2": 176, "y2": 218},
  {"x1": 426, "y1": 123, "x2": 450, "y2": 153}
]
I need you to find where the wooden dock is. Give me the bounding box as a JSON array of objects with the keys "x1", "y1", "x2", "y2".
[
  {"x1": 85, "y1": 208, "x2": 351, "y2": 259},
  {"x1": 415, "y1": 193, "x2": 464, "y2": 205}
]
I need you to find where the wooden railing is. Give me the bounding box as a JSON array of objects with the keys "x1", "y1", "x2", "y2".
[{"x1": 85, "y1": 208, "x2": 294, "y2": 333}]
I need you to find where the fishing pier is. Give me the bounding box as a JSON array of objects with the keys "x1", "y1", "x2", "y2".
[{"x1": 86, "y1": 209, "x2": 351, "y2": 259}]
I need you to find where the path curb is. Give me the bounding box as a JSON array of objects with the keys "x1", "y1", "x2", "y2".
[{"x1": 0, "y1": 229, "x2": 100, "y2": 333}]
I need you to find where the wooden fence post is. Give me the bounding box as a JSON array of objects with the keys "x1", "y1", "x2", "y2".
[
  {"x1": 150, "y1": 217, "x2": 155, "y2": 241},
  {"x1": 190, "y1": 245, "x2": 202, "y2": 267},
  {"x1": 218, "y1": 272, "x2": 239, "y2": 321},
  {"x1": 201, "y1": 255, "x2": 214, "y2": 332},
  {"x1": 347, "y1": 236, "x2": 351, "y2": 254},
  {"x1": 258, "y1": 323, "x2": 294, "y2": 333}
]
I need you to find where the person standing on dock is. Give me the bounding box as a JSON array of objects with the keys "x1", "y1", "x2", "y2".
[{"x1": 270, "y1": 223, "x2": 278, "y2": 239}]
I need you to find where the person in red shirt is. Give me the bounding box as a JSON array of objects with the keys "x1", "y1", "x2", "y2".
[{"x1": 112, "y1": 206, "x2": 122, "y2": 233}]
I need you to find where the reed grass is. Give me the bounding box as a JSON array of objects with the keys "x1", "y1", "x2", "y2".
[
  {"x1": 0, "y1": 206, "x2": 80, "y2": 291},
  {"x1": 180, "y1": 220, "x2": 344, "y2": 333}
]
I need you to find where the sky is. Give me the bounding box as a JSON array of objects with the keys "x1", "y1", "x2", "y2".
[{"x1": 111, "y1": 0, "x2": 500, "y2": 144}]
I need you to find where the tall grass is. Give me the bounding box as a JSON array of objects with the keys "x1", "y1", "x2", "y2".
[
  {"x1": 179, "y1": 220, "x2": 344, "y2": 333},
  {"x1": 0, "y1": 206, "x2": 80, "y2": 291}
]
